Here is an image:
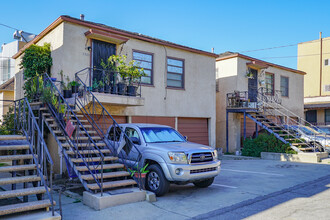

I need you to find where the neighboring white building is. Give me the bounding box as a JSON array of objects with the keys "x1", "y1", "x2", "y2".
[{"x1": 0, "y1": 31, "x2": 35, "y2": 85}]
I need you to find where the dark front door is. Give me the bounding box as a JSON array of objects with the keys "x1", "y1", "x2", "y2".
[
  {"x1": 248, "y1": 68, "x2": 258, "y2": 102},
  {"x1": 92, "y1": 39, "x2": 116, "y2": 81}
]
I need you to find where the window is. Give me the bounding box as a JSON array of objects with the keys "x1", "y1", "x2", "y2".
[
  {"x1": 306, "y1": 110, "x2": 317, "y2": 123},
  {"x1": 133, "y1": 51, "x2": 153, "y2": 85},
  {"x1": 325, "y1": 59, "x2": 329, "y2": 66},
  {"x1": 167, "y1": 57, "x2": 184, "y2": 88},
  {"x1": 265, "y1": 73, "x2": 274, "y2": 96},
  {"x1": 325, "y1": 110, "x2": 330, "y2": 124},
  {"x1": 280, "y1": 76, "x2": 289, "y2": 97},
  {"x1": 108, "y1": 126, "x2": 122, "y2": 142},
  {"x1": 125, "y1": 127, "x2": 140, "y2": 139}
]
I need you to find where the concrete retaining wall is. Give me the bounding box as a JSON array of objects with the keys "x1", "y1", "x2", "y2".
[{"x1": 261, "y1": 152, "x2": 329, "y2": 163}]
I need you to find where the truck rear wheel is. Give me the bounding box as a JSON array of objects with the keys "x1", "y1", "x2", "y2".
[
  {"x1": 193, "y1": 177, "x2": 214, "y2": 188},
  {"x1": 146, "y1": 164, "x2": 170, "y2": 196}
]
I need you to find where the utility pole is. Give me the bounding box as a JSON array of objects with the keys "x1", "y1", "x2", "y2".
[{"x1": 320, "y1": 32, "x2": 323, "y2": 96}]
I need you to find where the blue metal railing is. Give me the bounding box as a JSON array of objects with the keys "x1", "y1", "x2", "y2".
[
  {"x1": 74, "y1": 68, "x2": 143, "y2": 188},
  {"x1": 14, "y1": 98, "x2": 55, "y2": 215},
  {"x1": 42, "y1": 73, "x2": 107, "y2": 194}
]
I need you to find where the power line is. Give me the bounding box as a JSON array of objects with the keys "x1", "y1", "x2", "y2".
[
  {"x1": 240, "y1": 43, "x2": 297, "y2": 53},
  {"x1": 261, "y1": 52, "x2": 330, "y2": 60},
  {"x1": 239, "y1": 38, "x2": 330, "y2": 53},
  {"x1": 0, "y1": 23, "x2": 19, "y2": 31}
]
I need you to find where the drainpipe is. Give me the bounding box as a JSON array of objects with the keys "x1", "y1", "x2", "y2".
[{"x1": 320, "y1": 32, "x2": 323, "y2": 96}]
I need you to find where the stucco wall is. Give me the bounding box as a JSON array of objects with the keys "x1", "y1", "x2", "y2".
[
  {"x1": 14, "y1": 21, "x2": 216, "y2": 147},
  {"x1": 298, "y1": 37, "x2": 330, "y2": 97}
]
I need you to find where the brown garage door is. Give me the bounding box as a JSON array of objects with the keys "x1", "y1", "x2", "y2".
[
  {"x1": 178, "y1": 118, "x2": 209, "y2": 145},
  {"x1": 132, "y1": 116, "x2": 175, "y2": 128}
]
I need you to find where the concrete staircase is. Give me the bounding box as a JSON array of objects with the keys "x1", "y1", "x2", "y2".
[
  {"x1": 41, "y1": 106, "x2": 136, "y2": 193},
  {"x1": 0, "y1": 135, "x2": 54, "y2": 217}
]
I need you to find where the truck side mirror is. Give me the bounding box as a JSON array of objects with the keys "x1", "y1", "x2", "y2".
[
  {"x1": 184, "y1": 136, "x2": 188, "y2": 141},
  {"x1": 130, "y1": 137, "x2": 141, "y2": 145}
]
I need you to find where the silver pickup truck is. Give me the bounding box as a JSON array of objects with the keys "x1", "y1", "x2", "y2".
[{"x1": 106, "y1": 123, "x2": 221, "y2": 196}]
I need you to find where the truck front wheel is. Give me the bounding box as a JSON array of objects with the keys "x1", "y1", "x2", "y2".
[
  {"x1": 193, "y1": 177, "x2": 215, "y2": 188},
  {"x1": 146, "y1": 164, "x2": 170, "y2": 196}
]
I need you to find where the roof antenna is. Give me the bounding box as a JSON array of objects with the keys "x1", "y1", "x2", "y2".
[{"x1": 80, "y1": 14, "x2": 85, "y2": 21}]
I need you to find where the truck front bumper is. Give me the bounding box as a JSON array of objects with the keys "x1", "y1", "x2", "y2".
[{"x1": 165, "y1": 160, "x2": 221, "y2": 182}]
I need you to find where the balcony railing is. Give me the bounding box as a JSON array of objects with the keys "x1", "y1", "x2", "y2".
[{"x1": 75, "y1": 68, "x2": 142, "y2": 98}]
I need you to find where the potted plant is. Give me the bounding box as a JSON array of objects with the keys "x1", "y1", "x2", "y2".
[
  {"x1": 129, "y1": 163, "x2": 149, "y2": 190},
  {"x1": 104, "y1": 73, "x2": 111, "y2": 93},
  {"x1": 70, "y1": 80, "x2": 80, "y2": 94},
  {"x1": 245, "y1": 69, "x2": 254, "y2": 79},
  {"x1": 126, "y1": 61, "x2": 146, "y2": 96},
  {"x1": 117, "y1": 77, "x2": 126, "y2": 95},
  {"x1": 58, "y1": 103, "x2": 67, "y2": 125},
  {"x1": 92, "y1": 79, "x2": 98, "y2": 92},
  {"x1": 40, "y1": 86, "x2": 52, "y2": 106},
  {"x1": 98, "y1": 80, "x2": 105, "y2": 93},
  {"x1": 60, "y1": 71, "x2": 72, "y2": 98}
]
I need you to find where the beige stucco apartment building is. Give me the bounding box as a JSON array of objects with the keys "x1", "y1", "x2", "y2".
[
  {"x1": 298, "y1": 35, "x2": 330, "y2": 125},
  {"x1": 13, "y1": 15, "x2": 217, "y2": 151},
  {"x1": 216, "y1": 52, "x2": 305, "y2": 153}
]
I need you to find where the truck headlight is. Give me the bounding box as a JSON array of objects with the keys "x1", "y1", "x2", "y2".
[
  {"x1": 213, "y1": 150, "x2": 218, "y2": 160},
  {"x1": 168, "y1": 152, "x2": 187, "y2": 164}
]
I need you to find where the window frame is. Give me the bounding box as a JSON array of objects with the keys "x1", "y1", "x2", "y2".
[
  {"x1": 325, "y1": 110, "x2": 330, "y2": 124},
  {"x1": 265, "y1": 72, "x2": 275, "y2": 96},
  {"x1": 166, "y1": 56, "x2": 185, "y2": 89},
  {"x1": 280, "y1": 76, "x2": 289, "y2": 98},
  {"x1": 132, "y1": 50, "x2": 154, "y2": 86}
]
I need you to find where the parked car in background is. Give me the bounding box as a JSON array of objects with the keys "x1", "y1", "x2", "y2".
[
  {"x1": 106, "y1": 124, "x2": 221, "y2": 196},
  {"x1": 317, "y1": 126, "x2": 330, "y2": 135},
  {"x1": 289, "y1": 125, "x2": 330, "y2": 152}
]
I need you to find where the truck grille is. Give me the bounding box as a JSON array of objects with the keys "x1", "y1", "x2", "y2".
[
  {"x1": 190, "y1": 167, "x2": 217, "y2": 174},
  {"x1": 190, "y1": 152, "x2": 213, "y2": 163}
]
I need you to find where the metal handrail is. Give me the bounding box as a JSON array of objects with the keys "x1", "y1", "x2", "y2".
[
  {"x1": 14, "y1": 98, "x2": 55, "y2": 215},
  {"x1": 257, "y1": 97, "x2": 320, "y2": 152},
  {"x1": 43, "y1": 73, "x2": 106, "y2": 193},
  {"x1": 74, "y1": 68, "x2": 143, "y2": 186}
]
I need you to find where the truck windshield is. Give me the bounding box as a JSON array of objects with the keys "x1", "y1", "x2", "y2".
[
  {"x1": 298, "y1": 126, "x2": 320, "y2": 135},
  {"x1": 140, "y1": 127, "x2": 185, "y2": 143}
]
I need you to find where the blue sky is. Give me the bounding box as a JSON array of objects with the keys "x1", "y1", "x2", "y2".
[{"x1": 1, "y1": 0, "x2": 329, "y2": 69}]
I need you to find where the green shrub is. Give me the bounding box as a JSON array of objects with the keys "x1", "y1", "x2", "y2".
[{"x1": 242, "y1": 133, "x2": 296, "y2": 157}]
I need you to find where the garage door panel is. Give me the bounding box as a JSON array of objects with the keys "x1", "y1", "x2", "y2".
[
  {"x1": 132, "y1": 116, "x2": 175, "y2": 128},
  {"x1": 178, "y1": 118, "x2": 209, "y2": 146}
]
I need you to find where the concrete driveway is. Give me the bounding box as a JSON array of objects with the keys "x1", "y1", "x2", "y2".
[{"x1": 57, "y1": 157, "x2": 330, "y2": 220}]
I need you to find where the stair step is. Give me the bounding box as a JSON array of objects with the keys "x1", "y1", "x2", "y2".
[
  {"x1": 78, "y1": 125, "x2": 92, "y2": 128},
  {"x1": 0, "y1": 199, "x2": 53, "y2": 216},
  {"x1": 0, "y1": 186, "x2": 47, "y2": 199},
  {"x1": 0, "y1": 145, "x2": 29, "y2": 151},
  {"x1": 29, "y1": 102, "x2": 43, "y2": 106},
  {"x1": 0, "y1": 154, "x2": 34, "y2": 161},
  {"x1": 71, "y1": 156, "x2": 118, "y2": 163},
  {"x1": 87, "y1": 179, "x2": 136, "y2": 190},
  {"x1": 76, "y1": 163, "x2": 124, "y2": 172},
  {"x1": 40, "y1": 107, "x2": 48, "y2": 111},
  {"x1": 0, "y1": 135, "x2": 26, "y2": 141},
  {"x1": 299, "y1": 147, "x2": 314, "y2": 151},
  {"x1": 66, "y1": 149, "x2": 111, "y2": 155},
  {"x1": 291, "y1": 143, "x2": 309, "y2": 146},
  {"x1": 72, "y1": 114, "x2": 84, "y2": 118},
  {"x1": 71, "y1": 120, "x2": 89, "y2": 123},
  {"x1": 58, "y1": 136, "x2": 101, "y2": 141},
  {"x1": 0, "y1": 164, "x2": 36, "y2": 172},
  {"x1": 81, "y1": 171, "x2": 130, "y2": 180},
  {"x1": 62, "y1": 142, "x2": 106, "y2": 148},
  {"x1": 0, "y1": 175, "x2": 41, "y2": 185}
]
